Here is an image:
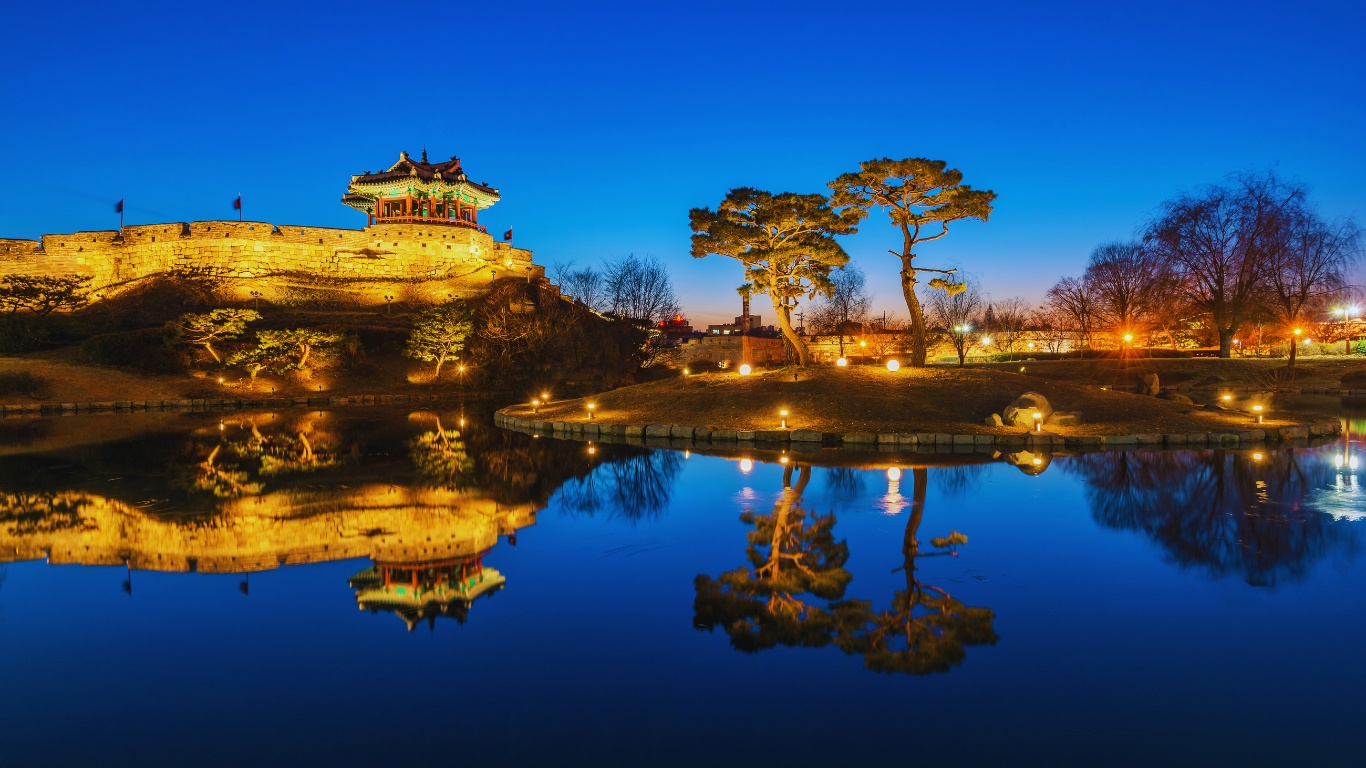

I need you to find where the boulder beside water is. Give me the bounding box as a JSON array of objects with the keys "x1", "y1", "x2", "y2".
[{"x1": 1003, "y1": 392, "x2": 1053, "y2": 427}]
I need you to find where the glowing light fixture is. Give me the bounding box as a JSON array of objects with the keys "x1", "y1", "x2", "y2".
[
  {"x1": 739, "y1": 458, "x2": 753, "y2": 473},
  {"x1": 886, "y1": 359, "x2": 900, "y2": 372},
  {"x1": 1124, "y1": 333, "x2": 1133, "y2": 343},
  {"x1": 587, "y1": 402, "x2": 596, "y2": 420},
  {"x1": 1253, "y1": 404, "x2": 1264, "y2": 424},
  {"x1": 739, "y1": 364, "x2": 752, "y2": 376},
  {"x1": 836, "y1": 357, "x2": 848, "y2": 367},
  {"x1": 780, "y1": 455, "x2": 789, "y2": 465},
  {"x1": 1032, "y1": 411, "x2": 1043, "y2": 432},
  {"x1": 779, "y1": 409, "x2": 789, "y2": 429},
  {"x1": 1253, "y1": 452, "x2": 1263, "y2": 461},
  {"x1": 859, "y1": 340, "x2": 867, "y2": 348},
  {"x1": 981, "y1": 337, "x2": 992, "y2": 346},
  {"x1": 683, "y1": 367, "x2": 690, "y2": 375}
]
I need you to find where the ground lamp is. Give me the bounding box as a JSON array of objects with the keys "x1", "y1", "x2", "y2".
[
  {"x1": 779, "y1": 409, "x2": 789, "y2": 429},
  {"x1": 1253, "y1": 452, "x2": 1263, "y2": 461},
  {"x1": 1253, "y1": 404, "x2": 1264, "y2": 424},
  {"x1": 531, "y1": 398, "x2": 540, "y2": 414},
  {"x1": 836, "y1": 357, "x2": 848, "y2": 367},
  {"x1": 587, "y1": 402, "x2": 596, "y2": 420},
  {"x1": 218, "y1": 377, "x2": 224, "y2": 385},
  {"x1": 541, "y1": 391, "x2": 551, "y2": 401},
  {"x1": 1223, "y1": 394, "x2": 1232, "y2": 403},
  {"x1": 886, "y1": 359, "x2": 900, "y2": 372},
  {"x1": 1033, "y1": 412, "x2": 1043, "y2": 432},
  {"x1": 739, "y1": 364, "x2": 752, "y2": 376},
  {"x1": 683, "y1": 367, "x2": 690, "y2": 376}
]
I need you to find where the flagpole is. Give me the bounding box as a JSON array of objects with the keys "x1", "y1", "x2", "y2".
[{"x1": 238, "y1": 193, "x2": 243, "y2": 222}]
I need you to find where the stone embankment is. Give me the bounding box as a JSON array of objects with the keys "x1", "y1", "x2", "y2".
[{"x1": 493, "y1": 409, "x2": 1340, "y2": 452}]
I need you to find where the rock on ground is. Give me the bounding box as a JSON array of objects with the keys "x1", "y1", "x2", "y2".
[
  {"x1": 1047, "y1": 411, "x2": 1084, "y2": 426},
  {"x1": 1142, "y1": 373, "x2": 1161, "y2": 396},
  {"x1": 985, "y1": 413, "x2": 1004, "y2": 427},
  {"x1": 1003, "y1": 391, "x2": 1053, "y2": 427}
]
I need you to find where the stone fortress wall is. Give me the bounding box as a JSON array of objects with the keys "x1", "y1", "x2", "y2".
[{"x1": 0, "y1": 220, "x2": 541, "y2": 306}]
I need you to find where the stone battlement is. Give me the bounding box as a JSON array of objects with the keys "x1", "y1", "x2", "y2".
[{"x1": 0, "y1": 220, "x2": 540, "y2": 307}]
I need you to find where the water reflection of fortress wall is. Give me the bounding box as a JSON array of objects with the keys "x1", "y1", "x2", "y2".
[{"x1": 0, "y1": 486, "x2": 536, "y2": 572}]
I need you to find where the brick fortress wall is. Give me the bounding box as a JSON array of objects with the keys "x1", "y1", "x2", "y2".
[{"x1": 0, "y1": 220, "x2": 541, "y2": 306}]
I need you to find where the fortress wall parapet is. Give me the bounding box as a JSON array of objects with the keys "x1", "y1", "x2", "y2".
[{"x1": 1, "y1": 221, "x2": 539, "y2": 306}]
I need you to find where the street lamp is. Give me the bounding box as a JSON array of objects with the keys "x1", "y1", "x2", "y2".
[{"x1": 1253, "y1": 404, "x2": 1264, "y2": 424}]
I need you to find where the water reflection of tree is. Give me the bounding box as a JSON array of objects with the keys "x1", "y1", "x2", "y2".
[
  {"x1": 182, "y1": 415, "x2": 342, "y2": 498},
  {"x1": 1064, "y1": 449, "x2": 1356, "y2": 586},
  {"x1": 824, "y1": 466, "x2": 866, "y2": 502},
  {"x1": 694, "y1": 463, "x2": 852, "y2": 651},
  {"x1": 835, "y1": 468, "x2": 998, "y2": 674},
  {"x1": 695, "y1": 463, "x2": 997, "y2": 674},
  {"x1": 408, "y1": 417, "x2": 475, "y2": 489},
  {"x1": 554, "y1": 450, "x2": 684, "y2": 522}
]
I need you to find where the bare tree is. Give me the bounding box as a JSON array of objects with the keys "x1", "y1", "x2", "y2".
[
  {"x1": 989, "y1": 297, "x2": 1031, "y2": 359},
  {"x1": 552, "y1": 261, "x2": 607, "y2": 312},
  {"x1": 1045, "y1": 276, "x2": 1099, "y2": 352},
  {"x1": 1265, "y1": 209, "x2": 1361, "y2": 364},
  {"x1": 603, "y1": 254, "x2": 682, "y2": 325},
  {"x1": 1147, "y1": 172, "x2": 1302, "y2": 357},
  {"x1": 927, "y1": 278, "x2": 983, "y2": 366},
  {"x1": 1083, "y1": 241, "x2": 1174, "y2": 337},
  {"x1": 808, "y1": 265, "x2": 872, "y2": 356},
  {"x1": 1030, "y1": 306, "x2": 1069, "y2": 353}
]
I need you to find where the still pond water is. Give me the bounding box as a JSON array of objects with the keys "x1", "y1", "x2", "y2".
[{"x1": 0, "y1": 401, "x2": 1363, "y2": 767}]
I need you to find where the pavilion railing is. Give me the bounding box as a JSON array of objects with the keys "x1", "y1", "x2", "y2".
[{"x1": 373, "y1": 216, "x2": 486, "y2": 232}]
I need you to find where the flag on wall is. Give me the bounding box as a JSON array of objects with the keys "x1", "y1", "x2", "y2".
[
  {"x1": 233, "y1": 194, "x2": 242, "y2": 221},
  {"x1": 115, "y1": 199, "x2": 124, "y2": 213},
  {"x1": 503, "y1": 228, "x2": 513, "y2": 241}
]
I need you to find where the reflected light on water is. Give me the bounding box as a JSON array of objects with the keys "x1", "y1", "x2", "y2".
[
  {"x1": 739, "y1": 459, "x2": 753, "y2": 473},
  {"x1": 881, "y1": 466, "x2": 906, "y2": 515}
]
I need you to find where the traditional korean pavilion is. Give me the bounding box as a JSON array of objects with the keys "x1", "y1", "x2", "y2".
[
  {"x1": 348, "y1": 551, "x2": 506, "y2": 632},
  {"x1": 341, "y1": 149, "x2": 500, "y2": 230}
]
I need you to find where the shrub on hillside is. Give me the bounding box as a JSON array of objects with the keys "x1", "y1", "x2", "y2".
[
  {"x1": 0, "y1": 371, "x2": 48, "y2": 399},
  {"x1": 80, "y1": 329, "x2": 189, "y2": 374},
  {"x1": 0, "y1": 316, "x2": 43, "y2": 353}
]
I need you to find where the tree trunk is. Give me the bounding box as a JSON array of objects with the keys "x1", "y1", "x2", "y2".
[
  {"x1": 1217, "y1": 328, "x2": 1234, "y2": 358},
  {"x1": 899, "y1": 263, "x2": 929, "y2": 367},
  {"x1": 902, "y1": 468, "x2": 928, "y2": 592},
  {"x1": 770, "y1": 293, "x2": 809, "y2": 366},
  {"x1": 203, "y1": 342, "x2": 221, "y2": 363},
  {"x1": 434, "y1": 350, "x2": 446, "y2": 378},
  {"x1": 1288, "y1": 336, "x2": 1298, "y2": 366}
]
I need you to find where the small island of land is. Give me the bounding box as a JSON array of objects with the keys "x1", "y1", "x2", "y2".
[{"x1": 500, "y1": 362, "x2": 1350, "y2": 447}]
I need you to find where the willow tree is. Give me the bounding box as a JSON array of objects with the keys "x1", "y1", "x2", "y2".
[
  {"x1": 690, "y1": 188, "x2": 859, "y2": 366},
  {"x1": 829, "y1": 158, "x2": 996, "y2": 366}
]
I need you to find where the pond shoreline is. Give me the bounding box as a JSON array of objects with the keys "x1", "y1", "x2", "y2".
[{"x1": 493, "y1": 408, "x2": 1341, "y2": 451}]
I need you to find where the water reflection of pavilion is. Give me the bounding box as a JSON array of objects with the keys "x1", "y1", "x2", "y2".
[{"x1": 350, "y1": 552, "x2": 506, "y2": 631}]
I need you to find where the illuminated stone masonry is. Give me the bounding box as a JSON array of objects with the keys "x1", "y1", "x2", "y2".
[{"x1": 0, "y1": 151, "x2": 541, "y2": 307}]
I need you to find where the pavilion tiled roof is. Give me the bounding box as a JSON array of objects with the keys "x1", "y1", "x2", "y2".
[{"x1": 350, "y1": 151, "x2": 498, "y2": 196}]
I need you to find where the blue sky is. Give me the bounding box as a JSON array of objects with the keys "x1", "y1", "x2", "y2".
[{"x1": 1, "y1": 0, "x2": 1362, "y2": 325}]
